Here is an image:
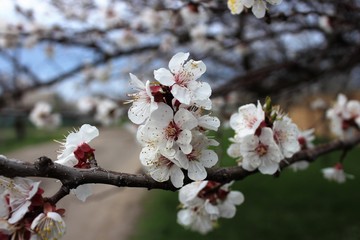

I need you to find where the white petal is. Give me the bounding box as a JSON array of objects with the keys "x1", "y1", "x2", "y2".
[
  {"x1": 179, "y1": 181, "x2": 207, "y2": 204},
  {"x1": 73, "y1": 184, "x2": 92, "y2": 202},
  {"x1": 258, "y1": 159, "x2": 279, "y2": 174},
  {"x1": 79, "y1": 124, "x2": 99, "y2": 143},
  {"x1": 227, "y1": 142, "x2": 242, "y2": 158},
  {"x1": 175, "y1": 151, "x2": 190, "y2": 169},
  {"x1": 188, "y1": 81, "x2": 212, "y2": 101},
  {"x1": 175, "y1": 108, "x2": 198, "y2": 130},
  {"x1": 177, "y1": 209, "x2": 193, "y2": 226},
  {"x1": 252, "y1": 0, "x2": 267, "y2": 18},
  {"x1": 266, "y1": 0, "x2": 282, "y2": 5},
  {"x1": 198, "y1": 115, "x2": 220, "y2": 131},
  {"x1": 169, "y1": 52, "x2": 189, "y2": 73},
  {"x1": 204, "y1": 201, "x2": 219, "y2": 215},
  {"x1": 177, "y1": 130, "x2": 193, "y2": 154},
  {"x1": 149, "y1": 164, "x2": 170, "y2": 182},
  {"x1": 199, "y1": 150, "x2": 218, "y2": 168},
  {"x1": 139, "y1": 146, "x2": 158, "y2": 166},
  {"x1": 129, "y1": 73, "x2": 145, "y2": 90},
  {"x1": 188, "y1": 162, "x2": 207, "y2": 180},
  {"x1": 183, "y1": 60, "x2": 206, "y2": 81},
  {"x1": 227, "y1": 191, "x2": 245, "y2": 205},
  {"x1": 243, "y1": 0, "x2": 255, "y2": 7},
  {"x1": 170, "y1": 166, "x2": 184, "y2": 188},
  {"x1": 150, "y1": 103, "x2": 173, "y2": 125},
  {"x1": 8, "y1": 201, "x2": 31, "y2": 224},
  {"x1": 219, "y1": 202, "x2": 236, "y2": 218},
  {"x1": 171, "y1": 85, "x2": 191, "y2": 105},
  {"x1": 154, "y1": 68, "x2": 175, "y2": 86},
  {"x1": 128, "y1": 102, "x2": 150, "y2": 124},
  {"x1": 0, "y1": 194, "x2": 9, "y2": 218},
  {"x1": 228, "y1": 0, "x2": 245, "y2": 14}
]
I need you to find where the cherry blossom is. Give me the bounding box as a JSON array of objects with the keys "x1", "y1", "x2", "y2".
[
  {"x1": 175, "y1": 132, "x2": 218, "y2": 181},
  {"x1": 141, "y1": 152, "x2": 185, "y2": 188},
  {"x1": 29, "y1": 102, "x2": 61, "y2": 130},
  {"x1": 0, "y1": 176, "x2": 66, "y2": 240},
  {"x1": 127, "y1": 73, "x2": 159, "y2": 124},
  {"x1": 153, "y1": 52, "x2": 211, "y2": 109},
  {"x1": 94, "y1": 98, "x2": 122, "y2": 126},
  {"x1": 56, "y1": 124, "x2": 99, "y2": 168},
  {"x1": 31, "y1": 203, "x2": 66, "y2": 240},
  {"x1": 321, "y1": 163, "x2": 354, "y2": 184},
  {"x1": 230, "y1": 101, "x2": 265, "y2": 138},
  {"x1": 0, "y1": 177, "x2": 41, "y2": 224},
  {"x1": 142, "y1": 104, "x2": 198, "y2": 156},
  {"x1": 177, "y1": 181, "x2": 244, "y2": 234},
  {"x1": 272, "y1": 117, "x2": 301, "y2": 158},
  {"x1": 56, "y1": 124, "x2": 99, "y2": 201},
  {"x1": 240, "y1": 127, "x2": 283, "y2": 174},
  {"x1": 326, "y1": 94, "x2": 360, "y2": 139}
]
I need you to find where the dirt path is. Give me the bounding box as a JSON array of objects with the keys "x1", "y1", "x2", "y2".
[{"x1": 6, "y1": 127, "x2": 145, "y2": 240}]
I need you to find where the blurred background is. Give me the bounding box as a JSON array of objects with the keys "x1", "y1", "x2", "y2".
[{"x1": 0, "y1": 0, "x2": 360, "y2": 239}]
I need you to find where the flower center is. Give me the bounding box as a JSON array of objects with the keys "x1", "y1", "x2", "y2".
[
  {"x1": 157, "y1": 155, "x2": 174, "y2": 168},
  {"x1": 165, "y1": 122, "x2": 180, "y2": 140},
  {"x1": 198, "y1": 181, "x2": 229, "y2": 205},
  {"x1": 255, "y1": 143, "x2": 268, "y2": 156}
]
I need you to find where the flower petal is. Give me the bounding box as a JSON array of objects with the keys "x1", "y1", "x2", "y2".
[
  {"x1": 154, "y1": 68, "x2": 175, "y2": 86},
  {"x1": 169, "y1": 52, "x2": 190, "y2": 73}
]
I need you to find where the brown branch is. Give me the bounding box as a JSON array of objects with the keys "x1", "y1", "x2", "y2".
[{"x1": 1, "y1": 134, "x2": 360, "y2": 204}]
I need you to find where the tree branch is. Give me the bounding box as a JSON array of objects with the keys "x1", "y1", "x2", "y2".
[{"x1": 1, "y1": 133, "x2": 360, "y2": 204}]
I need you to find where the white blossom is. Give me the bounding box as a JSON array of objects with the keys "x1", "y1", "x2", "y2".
[
  {"x1": 177, "y1": 181, "x2": 244, "y2": 234},
  {"x1": 272, "y1": 117, "x2": 301, "y2": 158},
  {"x1": 140, "y1": 104, "x2": 198, "y2": 157},
  {"x1": 29, "y1": 102, "x2": 61, "y2": 129},
  {"x1": 321, "y1": 163, "x2": 354, "y2": 184},
  {"x1": 175, "y1": 132, "x2": 218, "y2": 181},
  {"x1": 240, "y1": 127, "x2": 283, "y2": 174},
  {"x1": 326, "y1": 94, "x2": 360, "y2": 139},
  {"x1": 0, "y1": 177, "x2": 40, "y2": 224},
  {"x1": 56, "y1": 124, "x2": 99, "y2": 167},
  {"x1": 141, "y1": 152, "x2": 185, "y2": 188},
  {"x1": 56, "y1": 124, "x2": 99, "y2": 201},
  {"x1": 95, "y1": 98, "x2": 122, "y2": 126},
  {"x1": 230, "y1": 101, "x2": 264, "y2": 138},
  {"x1": 31, "y1": 212, "x2": 66, "y2": 240},
  {"x1": 127, "y1": 73, "x2": 158, "y2": 124},
  {"x1": 153, "y1": 52, "x2": 211, "y2": 109}
]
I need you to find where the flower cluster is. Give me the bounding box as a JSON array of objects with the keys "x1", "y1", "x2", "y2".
[
  {"x1": 326, "y1": 93, "x2": 360, "y2": 139},
  {"x1": 29, "y1": 102, "x2": 61, "y2": 130},
  {"x1": 227, "y1": 98, "x2": 301, "y2": 174},
  {"x1": 177, "y1": 181, "x2": 244, "y2": 234},
  {"x1": 127, "y1": 52, "x2": 220, "y2": 188},
  {"x1": 56, "y1": 124, "x2": 99, "y2": 201},
  {"x1": 0, "y1": 176, "x2": 66, "y2": 240},
  {"x1": 227, "y1": 0, "x2": 282, "y2": 18}
]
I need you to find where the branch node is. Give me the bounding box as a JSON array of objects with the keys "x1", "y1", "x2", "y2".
[{"x1": 35, "y1": 156, "x2": 54, "y2": 172}]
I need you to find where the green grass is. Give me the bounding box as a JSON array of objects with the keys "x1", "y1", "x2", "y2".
[
  {"x1": 0, "y1": 127, "x2": 72, "y2": 154},
  {"x1": 131, "y1": 128, "x2": 360, "y2": 240}
]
